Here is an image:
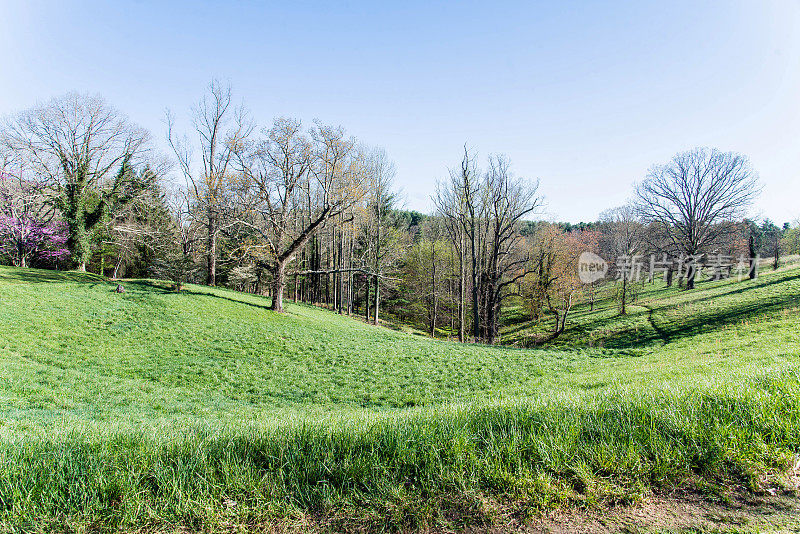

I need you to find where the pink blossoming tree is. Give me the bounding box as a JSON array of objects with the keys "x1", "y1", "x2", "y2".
[{"x1": 0, "y1": 170, "x2": 69, "y2": 268}]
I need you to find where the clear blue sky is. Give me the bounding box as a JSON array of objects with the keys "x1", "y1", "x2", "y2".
[{"x1": 2, "y1": 1, "x2": 799, "y2": 224}]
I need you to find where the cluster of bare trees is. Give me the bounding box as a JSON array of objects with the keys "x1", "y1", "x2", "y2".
[
  {"x1": 162, "y1": 82, "x2": 403, "y2": 313},
  {"x1": 166, "y1": 82, "x2": 252, "y2": 287},
  {"x1": 285, "y1": 147, "x2": 402, "y2": 322},
  {"x1": 1, "y1": 85, "x2": 780, "y2": 346},
  {"x1": 432, "y1": 148, "x2": 542, "y2": 343},
  {"x1": 0, "y1": 84, "x2": 408, "y2": 322}
]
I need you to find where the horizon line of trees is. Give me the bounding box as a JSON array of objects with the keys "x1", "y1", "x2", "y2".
[{"x1": 2, "y1": 84, "x2": 797, "y2": 344}]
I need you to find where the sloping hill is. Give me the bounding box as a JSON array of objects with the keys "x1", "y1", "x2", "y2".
[
  {"x1": 0, "y1": 266, "x2": 799, "y2": 532},
  {"x1": 0, "y1": 266, "x2": 602, "y2": 426},
  {"x1": 503, "y1": 260, "x2": 800, "y2": 350}
]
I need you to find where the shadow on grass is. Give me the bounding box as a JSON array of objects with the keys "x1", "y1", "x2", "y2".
[
  {"x1": 508, "y1": 308, "x2": 662, "y2": 350},
  {"x1": 182, "y1": 287, "x2": 274, "y2": 311},
  {"x1": 653, "y1": 293, "x2": 800, "y2": 345},
  {"x1": 516, "y1": 270, "x2": 800, "y2": 350},
  {"x1": 0, "y1": 267, "x2": 106, "y2": 284},
  {"x1": 655, "y1": 270, "x2": 800, "y2": 308},
  {"x1": 120, "y1": 279, "x2": 182, "y2": 296},
  {"x1": 608, "y1": 273, "x2": 800, "y2": 348},
  {"x1": 0, "y1": 266, "x2": 279, "y2": 312}
]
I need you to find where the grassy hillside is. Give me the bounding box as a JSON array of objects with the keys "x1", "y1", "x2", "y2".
[
  {"x1": 1, "y1": 265, "x2": 799, "y2": 531},
  {"x1": 503, "y1": 258, "x2": 800, "y2": 350}
]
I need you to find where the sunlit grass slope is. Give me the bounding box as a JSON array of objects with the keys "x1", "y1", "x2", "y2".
[
  {"x1": 0, "y1": 265, "x2": 799, "y2": 531},
  {"x1": 0, "y1": 267, "x2": 607, "y2": 427},
  {"x1": 503, "y1": 259, "x2": 800, "y2": 349}
]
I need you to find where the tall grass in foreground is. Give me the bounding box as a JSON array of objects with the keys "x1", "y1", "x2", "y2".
[{"x1": 2, "y1": 371, "x2": 798, "y2": 532}]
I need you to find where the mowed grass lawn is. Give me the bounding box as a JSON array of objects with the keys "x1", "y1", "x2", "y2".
[{"x1": 0, "y1": 265, "x2": 799, "y2": 531}]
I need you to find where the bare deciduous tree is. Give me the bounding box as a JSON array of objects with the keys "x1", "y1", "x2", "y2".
[
  {"x1": 239, "y1": 119, "x2": 367, "y2": 311},
  {"x1": 167, "y1": 80, "x2": 252, "y2": 286},
  {"x1": 482, "y1": 155, "x2": 542, "y2": 343},
  {"x1": 364, "y1": 147, "x2": 398, "y2": 325},
  {"x1": 436, "y1": 149, "x2": 541, "y2": 343},
  {"x1": 437, "y1": 147, "x2": 484, "y2": 341},
  {"x1": 599, "y1": 205, "x2": 645, "y2": 314},
  {"x1": 435, "y1": 150, "x2": 471, "y2": 341},
  {"x1": 635, "y1": 148, "x2": 760, "y2": 289}
]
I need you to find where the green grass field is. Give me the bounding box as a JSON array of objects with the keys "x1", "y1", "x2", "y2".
[{"x1": 1, "y1": 265, "x2": 799, "y2": 532}]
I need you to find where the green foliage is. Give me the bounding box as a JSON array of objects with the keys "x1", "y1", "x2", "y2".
[
  {"x1": 149, "y1": 249, "x2": 198, "y2": 291},
  {"x1": 783, "y1": 226, "x2": 800, "y2": 255},
  {"x1": 0, "y1": 265, "x2": 799, "y2": 530},
  {"x1": 386, "y1": 209, "x2": 428, "y2": 236}
]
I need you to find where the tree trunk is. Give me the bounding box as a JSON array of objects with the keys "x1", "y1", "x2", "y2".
[
  {"x1": 620, "y1": 277, "x2": 627, "y2": 314},
  {"x1": 430, "y1": 295, "x2": 437, "y2": 337},
  {"x1": 337, "y1": 228, "x2": 344, "y2": 314},
  {"x1": 486, "y1": 281, "x2": 497, "y2": 344},
  {"x1": 458, "y1": 272, "x2": 465, "y2": 342},
  {"x1": 373, "y1": 213, "x2": 381, "y2": 325},
  {"x1": 67, "y1": 215, "x2": 91, "y2": 272},
  {"x1": 430, "y1": 239, "x2": 438, "y2": 336},
  {"x1": 271, "y1": 261, "x2": 286, "y2": 311},
  {"x1": 458, "y1": 234, "x2": 465, "y2": 342},
  {"x1": 373, "y1": 275, "x2": 380, "y2": 325},
  {"x1": 544, "y1": 293, "x2": 572, "y2": 343},
  {"x1": 325, "y1": 236, "x2": 331, "y2": 307},
  {"x1": 748, "y1": 234, "x2": 758, "y2": 280},
  {"x1": 347, "y1": 224, "x2": 354, "y2": 315},
  {"x1": 207, "y1": 220, "x2": 217, "y2": 286},
  {"x1": 563, "y1": 294, "x2": 572, "y2": 332},
  {"x1": 347, "y1": 271, "x2": 353, "y2": 315},
  {"x1": 365, "y1": 275, "x2": 371, "y2": 321},
  {"x1": 470, "y1": 234, "x2": 480, "y2": 342}
]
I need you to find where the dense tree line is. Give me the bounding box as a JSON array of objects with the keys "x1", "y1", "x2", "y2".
[{"x1": 1, "y1": 86, "x2": 793, "y2": 345}]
